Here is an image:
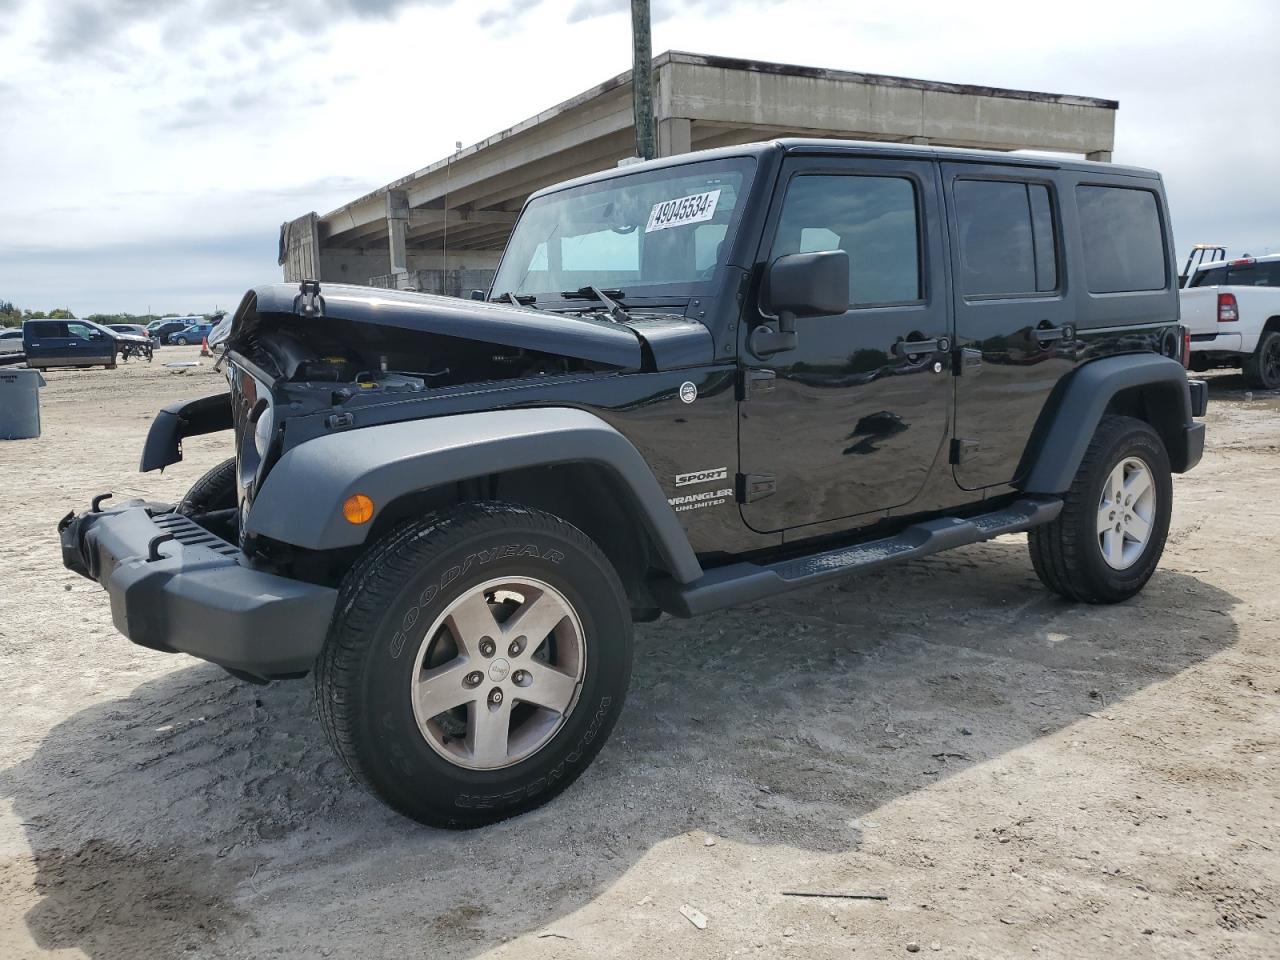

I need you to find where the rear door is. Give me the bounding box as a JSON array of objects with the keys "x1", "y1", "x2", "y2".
[
  {"x1": 738, "y1": 155, "x2": 951, "y2": 532},
  {"x1": 23, "y1": 321, "x2": 73, "y2": 366},
  {"x1": 943, "y1": 164, "x2": 1074, "y2": 490}
]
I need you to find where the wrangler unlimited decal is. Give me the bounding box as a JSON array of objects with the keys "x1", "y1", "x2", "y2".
[{"x1": 668, "y1": 487, "x2": 734, "y2": 512}]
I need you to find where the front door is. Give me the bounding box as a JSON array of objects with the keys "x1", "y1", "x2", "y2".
[
  {"x1": 65, "y1": 322, "x2": 112, "y2": 365},
  {"x1": 942, "y1": 164, "x2": 1074, "y2": 489},
  {"x1": 738, "y1": 157, "x2": 951, "y2": 533}
]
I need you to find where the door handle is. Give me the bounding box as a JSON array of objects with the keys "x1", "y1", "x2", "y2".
[
  {"x1": 893, "y1": 336, "x2": 950, "y2": 359},
  {"x1": 1029, "y1": 323, "x2": 1075, "y2": 343}
]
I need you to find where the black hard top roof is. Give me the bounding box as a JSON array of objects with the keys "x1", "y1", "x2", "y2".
[{"x1": 528, "y1": 138, "x2": 1158, "y2": 202}]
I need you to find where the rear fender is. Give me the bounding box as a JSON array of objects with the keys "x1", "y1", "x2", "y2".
[{"x1": 1020, "y1": 354, "x2": 1203, "y2": 492}]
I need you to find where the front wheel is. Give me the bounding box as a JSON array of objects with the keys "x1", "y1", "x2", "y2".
[
  {"x1": 316, "y1": 502, "x2": 633, "y2": 828},
  {"x1": 1029, "y1": 415, "x2": 1172, "y2": 603}
]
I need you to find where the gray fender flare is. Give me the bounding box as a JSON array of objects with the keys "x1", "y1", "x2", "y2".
[
  {"x1": 1020, "y1": 354, "x2": 1200, "y2": 493},
  {"x1": 244, "y1": 407, "x2": 704, "y2": 583}
]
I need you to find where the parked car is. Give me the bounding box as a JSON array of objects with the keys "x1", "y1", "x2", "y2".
[
  {"x1": 0, "y1": 329, "x2": 23, "y2": 354},
  {"x1": 61, "y1": 139, "x2": 1206, "y2": 827},
  {"x1": 1181, "y1": 252, "x2": 1280, "y2": 388},
  {"x1": 22, "y1": 318, "x2": 125, "y2": 370},
  {"x1": 147, "y1": 317, "x2": 204, "y2": 344},
  {"x1": 109, "y1": 323, "x2": 157, "y2": 342},
  {"x1": 169, "y1": 323, "x2": 213, "y2": 346}
]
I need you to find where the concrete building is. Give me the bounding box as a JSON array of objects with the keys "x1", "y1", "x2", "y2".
[{"x1": 280, "y1": 51, "x2": 1117, "y2": 295}]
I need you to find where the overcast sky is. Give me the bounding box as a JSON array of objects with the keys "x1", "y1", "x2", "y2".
[{"x1": 1, "y1": 0, "x2": 1276, "y2": 316}]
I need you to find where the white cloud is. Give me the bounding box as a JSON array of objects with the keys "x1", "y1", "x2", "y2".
[{"x1": 1, "y1": 0, "x2": 1277, "y2": 314}]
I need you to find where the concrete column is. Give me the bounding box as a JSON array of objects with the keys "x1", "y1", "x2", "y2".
[
  {"x1": 386, "y1": 190, "x2": 409, "y2": 275},
  {"x1": 657, "y1": 117, "x2": 692, "y2": 157},
  {"x1": 1086, "y1": 150, "x2": 1112, "y2": 162}
]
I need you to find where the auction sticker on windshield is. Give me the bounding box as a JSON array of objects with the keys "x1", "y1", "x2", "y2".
[{"x1": 646, "y1": 189, "x2": 721, "y2": 233}]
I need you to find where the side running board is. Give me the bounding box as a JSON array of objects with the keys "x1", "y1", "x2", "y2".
[{"x1": 654, "y1": 497, "x2": 1063, "y2": 618}]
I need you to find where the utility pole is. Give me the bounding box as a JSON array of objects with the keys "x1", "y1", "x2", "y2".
[{"x1": 631, "y1": 0, "x2": 655, "y2": 160}]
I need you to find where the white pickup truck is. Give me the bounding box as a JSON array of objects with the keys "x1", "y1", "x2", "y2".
[{"x1": 1182, "y1": 253, "x2": 1280, "y2": 389}]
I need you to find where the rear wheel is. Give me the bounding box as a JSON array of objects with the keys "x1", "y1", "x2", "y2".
[
  {"x1": 316, "y1": 502, "x2": 632, "y2": 827},
  {"x1": 1029, "y1": 415, "x2": 1172, "y2": 603},
  {"x1": 1243, "y1": 330, "x2": 1280, "y2": 390}
]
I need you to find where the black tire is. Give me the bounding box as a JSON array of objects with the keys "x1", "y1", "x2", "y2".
[
  {"x1": 1243, "y1": 330, "x2": 1280, "y2": 390},
  {"x1": 177, "y1": 457, "x2": 237, "y2": 516},
  {"x1": 1028, "y1": 415, "x2": 1172, "y2": 604},
  {"x1": 174, "y1": 336, "x2": 188, "y2": 345},
  {"x1": 316, "y1": 502, "x2": 632, "y2": 828}
]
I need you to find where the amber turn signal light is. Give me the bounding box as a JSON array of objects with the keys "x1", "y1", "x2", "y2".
[{"x1": 342, "y1": 494, "x2": 375, "y2": 525}]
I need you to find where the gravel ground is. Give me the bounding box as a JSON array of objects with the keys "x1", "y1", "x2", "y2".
[{"x1": 1, "y1": 348, "x2": 1277, "y2": 960}]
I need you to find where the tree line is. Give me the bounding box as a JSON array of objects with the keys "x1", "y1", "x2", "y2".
[{"x1": 0, "y1": 301, "x2": 213, "y2": 328}]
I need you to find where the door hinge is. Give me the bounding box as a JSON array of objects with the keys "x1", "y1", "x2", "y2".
[
  {"x1": 949, "y1": 438, "x2": 979, "y2": 465},
  {"x1": 953, "y1": 347, "x2": 982, "y2": 376},
  {"x1": 736, "y1": 473, "x2": 776, "y2": 503},
  {"x1": 737, "y1": 367, "x2": 776, "y2": 400}
]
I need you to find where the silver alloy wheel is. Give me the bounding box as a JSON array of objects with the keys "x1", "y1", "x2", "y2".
[
  {"x1": 1096, "y1": 456, "x2": 1156, "y2": 570},
  {"x1": 410, "y1": 576, "x2": 586, "y2": 771}
]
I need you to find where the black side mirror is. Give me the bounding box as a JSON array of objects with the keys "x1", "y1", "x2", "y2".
[
  {"x1": 752, "y1": 250, "x2": 850, "y2": 356},
  {"x1": 469, "y1": 289, "x2": 486, "y2": 301}
]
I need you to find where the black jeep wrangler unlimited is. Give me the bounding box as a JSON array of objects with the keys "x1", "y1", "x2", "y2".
[{"x1": 61, "y1": 140, "x2": 1207, "y2": 827}]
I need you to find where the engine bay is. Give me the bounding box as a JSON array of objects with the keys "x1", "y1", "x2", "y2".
[{"x1": 229, "y1": 312, "x2": 613, "y2": 396}]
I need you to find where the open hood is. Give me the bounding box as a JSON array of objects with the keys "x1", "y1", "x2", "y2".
[{"x1": 232, "y1": 282, "x2": 648, "y2": 370}]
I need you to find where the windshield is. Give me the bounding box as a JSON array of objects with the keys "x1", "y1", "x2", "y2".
[{"x1": 491, "y1": 156, "x2": 756, "y2": 300}]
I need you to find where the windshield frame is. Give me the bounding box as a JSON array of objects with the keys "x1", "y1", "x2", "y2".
[{"x1": 491, "y1": 155, "x2": 759, "y2": 307}]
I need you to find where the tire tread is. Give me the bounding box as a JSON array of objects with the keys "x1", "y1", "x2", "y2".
[
  {"x1": 1028, "y1": 415, "x2": 1168, "y2": 604},
  {"x1": 315, "y1": 501, "x2": 629, "y2": 826}
]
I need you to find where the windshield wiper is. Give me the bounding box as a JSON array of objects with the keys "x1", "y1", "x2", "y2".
[
  {"x1": 561, "y1": 286, "x2": 631, "y2": 323},
  {"x1": 489, "y1": 291, "x2": 539, "y2": 308}
]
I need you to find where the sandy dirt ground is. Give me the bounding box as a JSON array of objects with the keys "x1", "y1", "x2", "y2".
[{"x1": 0, "y1": 347, "x2": 1277, "y2": 960}]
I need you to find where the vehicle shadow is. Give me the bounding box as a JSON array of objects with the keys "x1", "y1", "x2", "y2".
[
  {"x1": 1202, "y1": 368, "x2": 1280, "y2": 404},
  {"x1": 1, "y1": 538, "x2": 1242, "y2": 959}
]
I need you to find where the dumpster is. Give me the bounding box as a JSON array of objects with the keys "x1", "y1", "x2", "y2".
[{"x1": 0, "y1": 368, "x2": 46, "y2": 439}]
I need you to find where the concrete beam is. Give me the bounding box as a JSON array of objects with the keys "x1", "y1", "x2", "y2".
[
  {"x1": 659, "y1": 56, "x2": 1115, "y2": 155},
  {"x1": 407, "y1": 209, "x2": 519, "y2": 229},
  {"x1": 657, "y1": 117, "x2": 692, "y2": 157},
  {"x1": 386, "y1": 190, "x2": 409, "y2": 275},
  {"x1": 409, "y1": 221, "x2": 512, "y2": 249}
]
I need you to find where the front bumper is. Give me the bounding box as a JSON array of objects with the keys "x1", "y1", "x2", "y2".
[{"x1": 59, "y1": 500, "x2": 335, "y2": 679}]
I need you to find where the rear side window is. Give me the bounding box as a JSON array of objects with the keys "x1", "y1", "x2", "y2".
[
  {"x1": 27, "y1": 321, "x2": 64, "y2": 337},
  {"x1": 953, "y1": 180, "x2": 1059, "y2": 297},
  {"x1": 1223, "y1": 261, "x2": 1280, "y2": 287},
  {"x1": 1075, "y1": 186, "x2": 1167, "y2": 293},
  {"x1": 771, "y1": 174, "x2": 922, "y2": 307}
]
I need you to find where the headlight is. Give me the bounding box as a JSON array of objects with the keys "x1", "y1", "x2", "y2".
[{"x1": 253, "y1": 403, "x2": 274, "y2": 458}]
